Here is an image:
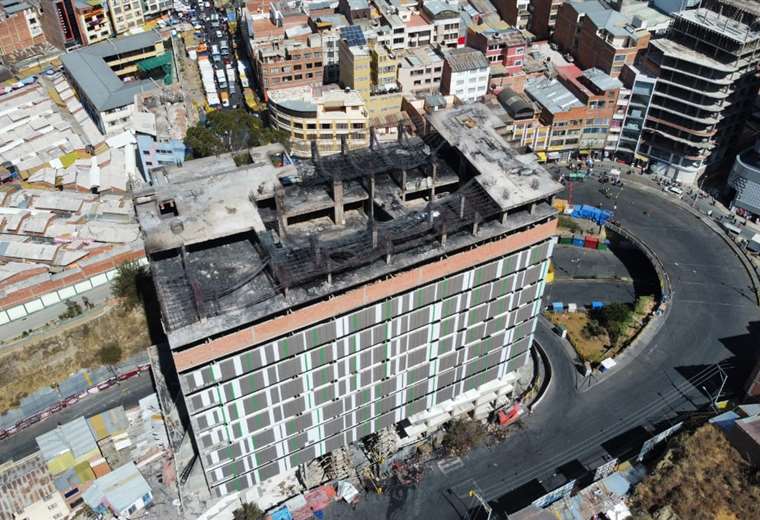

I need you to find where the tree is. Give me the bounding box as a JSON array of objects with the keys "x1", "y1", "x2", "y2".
[
  {"x1": 589, "y1": 302, "x2": 632, "y2": 343},
  {"x1": 184, "y1": 109, "x2": 290, "y2": 159},
  {"x1": 111, "y1": 261, "x2": 148, "y2": 310},
  {"x1": 232, "y1": 502, "x2": 264, "y2": 520},
  {"x1": 97, "y1": 343, "x2": 122, "y2": 365},
  {"x1": 59, "y1": 299, "x2": 83, "y2": 320}
]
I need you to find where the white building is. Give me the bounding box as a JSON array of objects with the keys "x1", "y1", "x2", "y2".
[
  {"x1": 441, "y1": 47, "x2": 489, "y2": 103},
  {"x1": 141, "y1": 0, "x2": 172, "y2": 18},
  {"x1": 107, "y1": 0, "x2": 145, "y2": 35}
]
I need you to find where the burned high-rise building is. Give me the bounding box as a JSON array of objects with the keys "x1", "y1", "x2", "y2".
[{"x1": 135, "y1": 105, "x2": 562, "y2": 496}]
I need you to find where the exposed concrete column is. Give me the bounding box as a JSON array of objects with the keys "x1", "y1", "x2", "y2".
[
  {"x1": 275, "y1": 185, "x2": 287, "y2": 237},
  {"x1": 430, "y1": 162, "x2": 437, "y2": 202},
  {"x1": 400, "y1": 169, "x2": 407, "y2": 201},
  {"x1": 333, "y1": 179, "x2": 345, "y2": 226},
  {"x1": 459, "y1": 194, "x2": 466, "y2": 218},
  {"x1": 473, "y1": 211, "x2": 480, "y2": 235},
  {"x1": 368, "y1": 174, "x2": 375, "y2": 221},
  {"x1": 501, "y1": 210, "x2": 509, "y2": 225},
  {"x1": 530, "y1": 202, "x2": 536, "y2": 215},
  {"x1": 440, "y1": 221, "x2": 447, "y2": 248}
]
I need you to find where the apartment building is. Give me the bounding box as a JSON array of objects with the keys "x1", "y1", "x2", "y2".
[
  {"x1": 39, "y1": 0, "x2": 82, "y2": 48},
  {"x1": 441, "y1": 47, "x2": 490, "y2": 103},
  {"x1": 525, "y1": 66, "x2": 621, "y2": 159},
  {"x1": 529, "y1": 0, "x2": 564, "y2": 41},
  {"x1": 74, "y1": 0, "x2": 112, "y2": 45},
  {"x1": 107, "y1": 0, "x2": 144, "y2": 35},
  {"x1": 254, "y1": 35, "x2": 324, "y2": 97},
  {"x1": 406, "y1": 13, "x2": 434, "y2": 48},
  {"x1": 615, "y1": 64, "x2": 656, "y2": 163},
  {"x1": 420, "y1": 0, "x2": 461, "y2": 49},
  {"x1": 397, "y1": 45, "x2": 444, "y2": 97},
  {"x1": 492, "y1": 0, "x2": 531, "y2": 31},
  {"x1": 373, "y1": 0, "x2": 407, "y2": 50},
  {"x1": 339, "y1": 38, "x2": 402, "y2": 118},
  {"x1": 638, "y1": 0, "x2": 760, "y2": 184},
  {"x1": 492, "y1": 88, "x2": 552, "y2": 153},
  {"x1": 61, "y1": 30, "x2": 165, "y2": 134},
  {"x1": 319, "y1": 28, "x2": 340, "y2": 83},
  {"x1": 268, "y1": 85, "x2": 368, "y2": 157},
  {"x1": 337, "y1": 0, "x2": 369, "y2": 24},
  {"x1": 466, "y1": 20, "x2": 527, "y2": 78},
  {"x1": 134, "y1": 103, "x2": 562, "y2": 497},
  {"x1": 553, "y1": 0, "x2": 650, "y2": 78},
  {"x1": 141, "y1": 0, "x2": 171, "y2": 19},
  {"x1": 0, "y1": 0, "x2": 44, "y2": 54}
]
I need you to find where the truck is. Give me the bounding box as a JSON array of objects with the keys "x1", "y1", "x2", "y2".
[
  {"x1": 216, "y1": 68, "x2": 227, "y2": 88},
  {"x1": 220, "y1": 91, "x2": 230, "y2": 107}
]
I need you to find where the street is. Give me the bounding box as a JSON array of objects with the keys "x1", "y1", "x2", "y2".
[{"x1": 0, "y1": 372, "x2": 155, "y2": 463}]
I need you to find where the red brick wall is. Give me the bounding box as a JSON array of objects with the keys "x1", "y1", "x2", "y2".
[
  {"x1": 173, "y1": 220, "x2": 558, "y2": 371},
  {"x1": 0, "y1": 10, "x2": 37, "y2": 55}
]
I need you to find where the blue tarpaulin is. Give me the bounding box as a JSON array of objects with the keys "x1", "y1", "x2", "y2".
[
  {"x1": 591, "y1": 301, "x2": 604, "y2": 309},
  {"x1": 552, "y1": 302, "x2": 564, "y2": 312},
  {"x1": 571, "y1": 204, "x2": 612, "y2": 225},
  {"x1": 271, "y1": 507, "x2": 292, "y2": 520}
]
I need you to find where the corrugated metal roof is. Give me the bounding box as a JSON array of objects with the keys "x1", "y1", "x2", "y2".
[
  {"x1": 444, "y1": 47, "x2": 489, "y2": 73},
  {"x1": 525, "y1": 77, "x2": 584, "y2": 115},
  {"x1": 36, "y1": 416, "x2": 99, "y2": 464},
  {"x1": 582, "y1": 68, "x2": 623, "y2": 92},
  {"x1": 82, "y1": 462, "x2": 151, "y2": 515},
  {"x1": 87, "y1": 406, "x2": 129, "y2": 441},
  {"x1": 60, "y1": 31, "x2": 164, "y2": 112}
]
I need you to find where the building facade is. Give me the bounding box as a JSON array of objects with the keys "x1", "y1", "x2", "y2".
[
  {"x1": 397, "y1": 46, "x2": 444, "y2": 97},
  {"x1": 135, "y1": 104, "x2": 562, "y2": 498},
  {"x1": 60, "y1": 31, "x2": 165, "y2": 134},
  {"x1": 74, "y1": 0, "x2": 112, "y2": 46},
  {"x1": 267, "y1": 84, "x2": 369, "y2": 157},
  {"x1": 492, "y1": 0, "x2": 531, "y2": 31},
  {"x1": 638, "y1": 1, "x2": 760, "y2": 184},
  {"x1": 614, "y1": 64, "x2": 655, "y2": 163},
  {"x1": 727, "y1": 140, "x2": 760, "y2": 219},
  {"x1": 441, "y1": 47, "x2": 490, "y2": 103},
  {"x1": 525, "y1": 66, "x2": 621, "y2": 159},
  {"x1": 339, "y1": 38, "x2": 402, "y2": 119},
  {"x1": 39, "y1": 0, "x2": 82, "y2": 49},
  {"x1": 106, "y1": 0, "x2": 144, "y2": 35},
  {"x1": 0, "y1": 0, "x2": 45, "y2": 55},
  {"x1": 553, "y1": 0, "x2": 650, "y2": 79},
  {"x1": 528, "y1": 0, "x2": 564, "y2": 41},
  {"x1": 140, "y1": 0, "x2": 171, "y2": 19},
  {"x1": 466, "y1": 21, "x2": 527, "y2": 78},
  {"x1": 254, "y1": 37, "x2": 324, "y2": 98},
  {"x1": 420, "y1": 1, "x2": 461, "y2": 49}
]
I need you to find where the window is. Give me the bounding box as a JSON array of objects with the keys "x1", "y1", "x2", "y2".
[{"x1": 614, "y1": 54, "x2": 627, "y2": 62}]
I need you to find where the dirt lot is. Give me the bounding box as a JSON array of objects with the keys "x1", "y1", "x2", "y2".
[
  {"x1": 546, "y1": 296, "x2": 656, "y2": 364},
  {"x1": 0, "y1": 305, "x2": 151, "y2": 414},
  {"x1": 546, "y1": 311, "x2": 610, "y2": 363}
]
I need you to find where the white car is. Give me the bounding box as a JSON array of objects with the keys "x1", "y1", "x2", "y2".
[{"x1": 667, "y1": 186, "x2": 683, "y2": 196}]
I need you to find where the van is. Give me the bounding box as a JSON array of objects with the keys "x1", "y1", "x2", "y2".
[
  {"x1": 720, "y1": 220, "x2": 742, "y2": 236},
  {"x1": 666, "y1": 185, "x2": 683, "y2": 196}
]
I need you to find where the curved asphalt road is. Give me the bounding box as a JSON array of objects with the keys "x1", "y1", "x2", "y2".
[{"x1": 331, "y1": 180, "x2": 760, "y2": 520}]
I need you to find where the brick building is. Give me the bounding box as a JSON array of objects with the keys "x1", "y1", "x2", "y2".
[
  {"x1": 525, "y1": 65, "x2": 621, "y2": 159},
  {"x1": 135, "y1": 103, "x2": 562, "y2": 497},
  {"x1": 528, "y1": 0, "x2": 564, "y2": 41},
  {"x1": 253, "y1": 35, "x2": 324, "y2": 98},
  {"x1": 492, "y1": 0, "x2": 531, "y2": 31},
  {"x1": 466, "y1": 20, "x2": 527, "y2": 79},
  {"x1": 553, "y1": 0, "x2": 650, "y2": 78},
  {"x1": 0, "y1": 0, "x2": 44, "y2": 55}
]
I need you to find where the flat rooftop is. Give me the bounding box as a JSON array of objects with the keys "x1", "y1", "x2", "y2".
[
  {"x1": 677, "y1": 7, "x2": 760, "y2": 43},
  {"x1": 137, "y1": 107, "x2": 561, "y2": 349}
]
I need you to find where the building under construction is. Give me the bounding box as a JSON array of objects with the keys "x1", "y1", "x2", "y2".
[
  {"x1": 640, "y1": 0, "x2": 760, "y2": 184},
  {"x1": 135, "y1": 104, "x2": 562, "y2": 496}
]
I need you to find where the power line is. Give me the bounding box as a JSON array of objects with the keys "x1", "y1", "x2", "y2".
[{"x1": 458, "y1": 362, "x2": 726, "y2": 500}]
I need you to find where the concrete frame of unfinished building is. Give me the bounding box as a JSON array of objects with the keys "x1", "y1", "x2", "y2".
[{"x1": 135, "y1": 104, "x2": 564, "y2": 497}]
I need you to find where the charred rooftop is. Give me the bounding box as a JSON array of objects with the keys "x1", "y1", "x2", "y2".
[{"x1": 134, "y1": 104, "x2": 563, "y2": 349}]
